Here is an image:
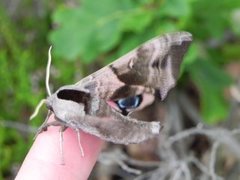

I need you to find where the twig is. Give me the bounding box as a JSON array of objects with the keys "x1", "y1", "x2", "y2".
[
  {"x1": 117, "y1": 159, "x2": 142, "y2": 175},
  {"x1": 178, "y1": 92, "x2": 205, "y2": 124},
  {"x1": 127, "y1": 158, "x2": 160, "y2": 168},
  {"x1": 209, "y1": 141, "x2": 221, "y2": 180},
  {"x1": 0, "y1": 120, "x2": 37, "y2": 133},
  {"x1": 187, "y1": 156, "x2": 223, "y2": 179},
  {"x1": 167, "y1": 126, "x2": 240, "y2": 179},
  {"x1": 171, "y1": 164, "x2": 183, "y2": 180},
  {"x1": 168, "y1": 127, "x2": 240, "y2": 157},
  {"x1": 232, "y1": 128, "x2": 240, "y2": 135},
  {"x1": 181, "y1": 162, "x2": 191, "y2": 180},
  {"x1": 99, "y1": 149, "x2": 142, "y2": 175}
]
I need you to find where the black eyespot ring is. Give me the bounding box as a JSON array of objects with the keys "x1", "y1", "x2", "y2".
[{"x1": 115, "y1": 95, "x2": 142, "y2": 115}]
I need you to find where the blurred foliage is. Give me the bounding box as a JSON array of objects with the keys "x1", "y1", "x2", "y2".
[{"x1": 0, "y1": 0, "x2": 240, "y2": 178}]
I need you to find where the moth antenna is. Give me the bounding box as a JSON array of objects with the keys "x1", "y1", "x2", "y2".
[
  {"x1": 46, "y1": 46, "x2": 52, "y2": 96},
  {"x1": 59, "y1": 127, "x2": 65, "y2": 165},
  {"x1": 76, "y1": 129, "x2": 85, "y2": 157},
  {"x1": 30, "y1": 46, "x2": 52, "y2": 120},
  {"x1": 29, "y1": 99, "x2": 46, "y2": 120}
]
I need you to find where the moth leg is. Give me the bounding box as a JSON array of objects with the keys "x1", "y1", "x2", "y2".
[
  {"x1": 35, "y1": 113, "x2": 67, "y2": 138},
  {"x1": 36, "y1": 120, "x2": 61, "y2": 134},
  {"x1": 33, "y1": 111, "x2": 52, "y2": 139},
  {"x1": 59, "y1": 126, "x2": 67, "y2": 165},
  {"x1": 75, "y1": 129, "x2": 84, "y2": 157},
  {"x1": 38, "y1": 110, "x2": 52, "y2": 131}
]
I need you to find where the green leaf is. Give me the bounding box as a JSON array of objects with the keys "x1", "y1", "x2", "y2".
[
  {"x1": 50, "y1": 9, "x2": 95, "y2": 61},
  {"x1": 231, "y1": 9, "x2": 240, "y2": 35},
  {"x1": 189, "y1": 0, "x2": 240, "y2": 39},
  {"x1": 154, "y1": 21, "x2": 178, "y2": 34},
  {"x1": 180, "y1": 43, "x2": 198, "y2": 76},
  {"x1": 159, "y1": 0, "x2": 191, "y2": 18},
  {"x1": 49, "y1": 0, "x2": 135, "y2": 63},
  {"x1": 189, "y1": 59, "x2": 232, "y2": 124},
  {"x1": 120, "y1": 8, "x2": 153, "y2": 33},
  {"x1": 223, "y1": 44, "x2": 240, "y2": 60}
]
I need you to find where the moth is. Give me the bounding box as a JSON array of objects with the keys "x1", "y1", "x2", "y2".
[{"x1": 40, "y1": 32, "x2": 192, "y2": 145}]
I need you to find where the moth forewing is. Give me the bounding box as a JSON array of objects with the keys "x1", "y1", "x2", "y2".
[{"x1": 44, "y1": 31, "x2": 192, "y2": 144}]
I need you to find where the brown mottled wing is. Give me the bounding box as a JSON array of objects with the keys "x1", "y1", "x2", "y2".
[
  {"x1": 46, "y1": 32, "x2": 192, "y2": 144},
  {"x1": 80, "y1": 32, "x2": 192, "y2": 100}
]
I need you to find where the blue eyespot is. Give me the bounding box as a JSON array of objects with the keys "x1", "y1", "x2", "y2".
[{"x1": 116, "y1": 95, "x2": 142, "y2": 110}]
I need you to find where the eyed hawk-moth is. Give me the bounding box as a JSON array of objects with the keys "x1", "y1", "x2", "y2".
[{"x1": 42, "y1": 32, "x2": 192, "y2": 145}]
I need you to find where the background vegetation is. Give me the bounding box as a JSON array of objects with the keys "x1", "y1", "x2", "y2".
[{"x1": 0, "y1": 0, "x2": 240, "y2": 179}]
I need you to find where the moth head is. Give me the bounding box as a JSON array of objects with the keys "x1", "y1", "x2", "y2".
[{"x1": 46, "y1": 85, "x2": 90, "y2": 121}]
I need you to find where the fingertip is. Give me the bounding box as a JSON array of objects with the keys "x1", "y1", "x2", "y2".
[{"x1": 16, "y1": 116, "x2": 103, "y2": 180}]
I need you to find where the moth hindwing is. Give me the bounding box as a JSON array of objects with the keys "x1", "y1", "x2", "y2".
[{"x1": 45, "y1": 32, "x2": 192, "y2": 144}]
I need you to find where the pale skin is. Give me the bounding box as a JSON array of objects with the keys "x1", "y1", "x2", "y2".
[{"x1": 15, "y1": 115, "x2": 103, "y2": 180}]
